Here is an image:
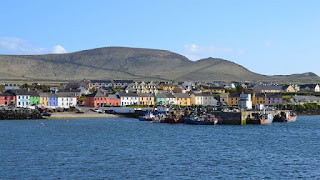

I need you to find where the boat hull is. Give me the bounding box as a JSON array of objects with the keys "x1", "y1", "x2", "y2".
[{"x1": 184, "y1": 118, "x2": 217, "y2": 125}]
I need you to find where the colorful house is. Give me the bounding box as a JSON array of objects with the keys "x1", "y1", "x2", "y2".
[
  {"x1": 161, "y1": 84, "x2": 177, "y2": 91},
  {"x1": 155, "y1": 93, "x2": 169, "y2": 105},
  {"x1": 265, "y1": 93, "x2": 282, "y2": 105},
  {"x1": 0, "y1": 92, "x2": 16, "y2": 107},
  {"x1": 85, "y1": 91, "x2": 108, "y2": 108},
  {"x1": 48, "y1": 93, "x2": 58, "y2": 108},
  {"x1": 107, "y1": 94, "x2": 121, "y2": 106},
  {"x1": 173, "y1": 93, "x2": 191, "y2": 106},
  {"x1": 39, "y1": 93, "x2": 49, "y2": 107},
  {"x1": 252, "y1": 93, "x2": 266, "y2": 105},
  {"x1": 228, "y1": 94, "x2": 240, "y2": 106},
  {"x1": 138, "y1": 93, "x2": 155, "y2": 106},
  {"x1": 29, "y1": 91, "x2": 40, "y2": 106}
]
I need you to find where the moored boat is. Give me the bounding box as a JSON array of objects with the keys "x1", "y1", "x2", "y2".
[
  {"x1": 184, "y1": 113, "x2": 218, "y2": 125},
  {"x1": 274, "y1": 111, "x2": 297, "y2": 122},
  {"x1": 246, "y1": 113, "x2": 273, "y2": 125}
]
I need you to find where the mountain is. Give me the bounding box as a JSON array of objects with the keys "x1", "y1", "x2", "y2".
[{"x1": 0, "y1": 46, "x2": 318, "y2": 82}]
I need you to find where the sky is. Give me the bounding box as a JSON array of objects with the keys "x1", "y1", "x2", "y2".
[{"x1": 0, "y1": 0, "x2": 320, "y2": 76}]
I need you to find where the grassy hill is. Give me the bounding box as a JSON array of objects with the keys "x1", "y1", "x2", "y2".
[{"x1": 0, "y1": 46, "x2": 318, "y2": 83}]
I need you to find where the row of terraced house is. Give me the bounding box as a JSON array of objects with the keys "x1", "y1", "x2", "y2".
[
  {"x1": 0, "y1": 90, "x2": 77, "y2": 109},
  {"x1": 84, "y1": 90, "x2": 218, "y2": 108}
]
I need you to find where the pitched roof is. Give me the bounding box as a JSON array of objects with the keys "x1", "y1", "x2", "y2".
[
  {"x1": 108, "y1": 94, "x2": 120, "y2": 99},
  {"x1": 117, "y1": 91, "x2": 139, "y2": 97},
  {"x1": 39, "y1": 93, "x2": 57, "y2": 97},
  {"x1": 255, "y1": 85, "x2": 283, "y2": 91},
  {"x1": 56, "y1": 92, "x2": 76, "y2": 97},
  {"x1": 155, "y1": 93, "x2": 167, "y2": 98},
  {"x1": 173, "y1": 93, "x2": 190, "y2": 98},
  {"x1": 90, "y1": 80, "x2": 112, "y2": 84},
  {"x1": 193, "y1": 93, "x2": 214, "y2": 97},
  {"x1": 291, "y1": 95, "x2": 320, "y2": 102},
  {"x1": 138, "y1": 93, "x2": 154, "y2": 97}
]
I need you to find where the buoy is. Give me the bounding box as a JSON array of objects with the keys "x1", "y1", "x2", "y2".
[{"x1": 41, "y1": 123, "x2": 45, "y2": 127}]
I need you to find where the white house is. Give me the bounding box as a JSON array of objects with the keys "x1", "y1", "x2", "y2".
[
  {"x1": 57, "y1": 92, "x2": 77, "y2": 109},
  {"x1": 15, "y1": 92, "x2": 30, "y2": 108},
  {"x1": 117, "y1": 91, "x2": 139, "y2": 106},
  {"x1": 191, "y1": 93, "x2": 218, "y2": 106},
  {"x1": 238, "y1": 94, "x2": 252, "y2": 110}
]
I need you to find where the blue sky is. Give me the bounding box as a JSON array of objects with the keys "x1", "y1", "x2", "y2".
[{"x1": 0, "y1": 0, "x2": 319, "y2": 76}]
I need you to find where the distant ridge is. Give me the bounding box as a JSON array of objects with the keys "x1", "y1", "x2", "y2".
[{"x1": 0, "y1": 46, "x2": 318, "y2": 82}]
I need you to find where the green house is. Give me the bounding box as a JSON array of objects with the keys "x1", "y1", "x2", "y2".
[{"x1": 29, "y1": 91, "x2": 40, "y2": 106}]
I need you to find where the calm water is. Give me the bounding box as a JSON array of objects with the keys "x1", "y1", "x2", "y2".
[{"x1": 0, "y1": 116, "x2": 319, "y2": 179}]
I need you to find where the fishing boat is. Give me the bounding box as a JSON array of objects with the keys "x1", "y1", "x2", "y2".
[
  {"x1": 274, "y1": 111, "x2": 297, "y2": 122},
  {"x1": 152, "y1": 114, "x2": 167, "y2": 123},
  {"x1": 246, "y1": 113, "x2": 273, "y2": 125},
  {"x1": 139, "y1": 111, "x2": 155, "y2": 121},
  {"x1": 184, "y1": 113, "x2": 218, "y2": 125}
]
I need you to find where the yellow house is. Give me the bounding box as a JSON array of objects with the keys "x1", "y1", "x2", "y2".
[
  {"x1": 283, "y1": 85, "x2": 296, "y2": 92},
  {"x1": 39, "y1": 93, "x2": 49, "y2": 107},
  {"x1": 162, "y1": 84, "x2": 177, "y2": 91},
  {"x1": 252, "y1": 92, "x2": 266, "y2": 105},
  {"x1": 174, "y1": 93, "x2": 191, "y2": 106},
  {"x1": 138, "y1": 93, "x2": 155, "y2": 106},
  {"x1": 228, "y1": 94, "x2": 240, "y2": 106}
]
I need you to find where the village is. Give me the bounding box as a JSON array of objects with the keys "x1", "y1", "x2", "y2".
[{"x1": 0, "y1": 80, "x2": 320, "y2": 113}]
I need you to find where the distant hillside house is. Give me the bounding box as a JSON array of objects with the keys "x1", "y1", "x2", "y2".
[
  {"x1": 4, "y1": 84, "x2": 19, "y2": 90},
  {"x1": 282, "y1": 85, "x2": 296, "y2": 92},
  {"x1": 254, "y1": 85, "x2": 283, "y2": 93},
  {"x1": 113, "y1": 80, "x2": 134, "y2": 89},
  {"x1": 202, "y1": 86, "x2": 226, "y2": 94},
  {"x1": 89, "y1": 80, "x2": 113, "y2": 89},
  {"x1": 291, "y1": 95, "x2": 320, "y2": 104},
  {"x1": 299, "y1": 84, "x2": 320, "y2": 92},
  {"x1": 126, "y1": 81, "x2": 158, "y2": 94}
]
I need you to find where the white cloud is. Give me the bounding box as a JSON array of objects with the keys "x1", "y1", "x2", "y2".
[
  {"x1": 183, "y1": 43, "x2": 233, "y2": 60},
  {"x1": 0, "y1": 37, "x2": 46, "y2": 54},
  {"x1": 52, "y1": 45, "x2": 67, "y2": 54},
  {"x1": 0, "y1": 37, "x2": 67, "y2": 55}
]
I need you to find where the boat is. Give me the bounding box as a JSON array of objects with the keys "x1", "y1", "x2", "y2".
[
  {"x1": 164, "y1": 112, "x2": 184, "y2": 124},
  {"x1": 246, "y1": 113, "x2": 273, "y2": 125},
  {"x1": 274, "y1": 111, "x2": 297, "y2": 122},
  {"x1": 152, "y1": 114, "x2": 167, "y2": 123},
  {"x1": 42, "y1": 112, "x2": 51, "y2": 117},
  {"x1": 139, "y1": 111, "x2": 155, "y2": 121},
  {"x1": 184, "y1": 113, "x2": 218, "y2": 125}
]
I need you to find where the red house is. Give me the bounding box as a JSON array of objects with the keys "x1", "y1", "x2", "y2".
[
  {"x1": 85, "y1": 91, "x2": 108, "y2": 108},
  {"x1": 107, "y1": 94, "x2": 121, "y2": 106},
  {"x1": 0, "y1": 92, "x2": 16, "y2": 106}
]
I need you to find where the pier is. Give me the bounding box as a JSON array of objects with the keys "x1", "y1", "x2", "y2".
[{"x1": 0, "y1": 109, "x2": 42, "y2": 120}]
